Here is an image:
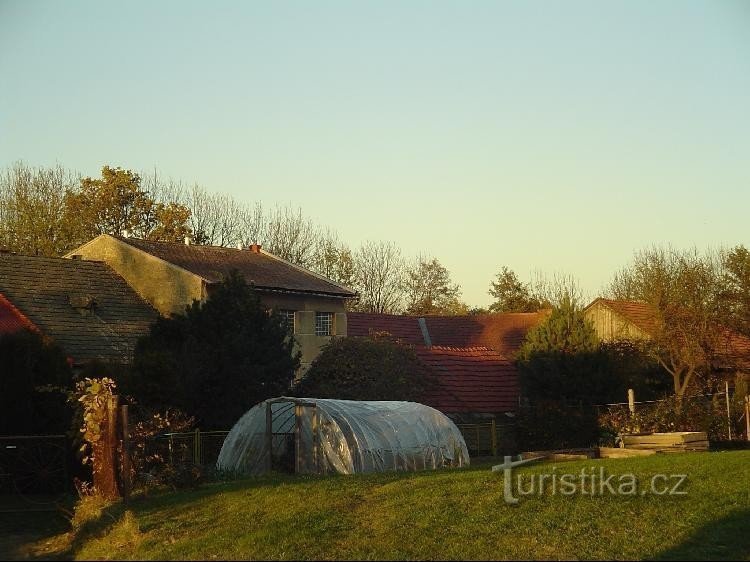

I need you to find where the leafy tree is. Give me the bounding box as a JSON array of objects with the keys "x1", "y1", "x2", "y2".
[
  {"x1": 0, "y1": 162, "x2": 79, "y2": 256},
  {"x1": 130, "y1": 272, "x2": 300, "y2": 428},
  {"x1": 721, "y1": 245, "x2": 750, "y2": 337},
  {"x1": 488, "y1": 266, "x2": 542, "y2": 312},
  {"x1": 293, "y1": 336, "x2": 431, "y2": 401},
  {"x1": 609, "y1": 247, "x2": 731, "y2": 400},
  {"x1": 64, "y1": 166, "x2": 192, "y2": 245},
  {"x1": 403, "y1": 257, "x2": 467, "y2": 315},
  {"x1": 0, "y1": 330, "x2": 74, "y2": 434}
]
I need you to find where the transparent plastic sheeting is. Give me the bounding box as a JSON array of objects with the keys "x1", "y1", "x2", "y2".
[{"x1": 216, "y1": 397, "x2": 470, "y2": 475}]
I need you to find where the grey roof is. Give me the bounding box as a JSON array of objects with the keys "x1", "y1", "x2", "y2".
[
  {"x1": 0, "y1": 253, "x2": 157, "y2": 364},
  {"x1": 112, "y1": 236, "x2": 356, "y2": 298}
]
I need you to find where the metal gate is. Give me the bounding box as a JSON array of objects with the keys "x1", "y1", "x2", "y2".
[{"x1": 0, "y1": 435, "x2": 70, "y2": 512}]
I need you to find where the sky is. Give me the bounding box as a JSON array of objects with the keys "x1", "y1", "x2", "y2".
[{"x1": 1, "y1": 0, "x2": 748, "y2": 307}]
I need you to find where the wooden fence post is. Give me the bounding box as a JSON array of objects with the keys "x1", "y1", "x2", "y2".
[
  {"x1": 490, "y1": 419, "x2": 497, "y2": 457},
  {"x1": 628, "y1": 389, "x2": 636, "y2": 416},
  {"x1": 745, "y1": 395, "x2": 750, "y2": 442},
  {"x1": 120, "y1": 404, "x2": 131, "y2": 499},
  {"x1": 725, "y1": 381, "x2": 733, "y2": 441},
  {"x1": 266, "y1": 402, "x2": 273, "y2": 473},
  {"x1": 94, "y1": 394, "x2": 121, "y2": 500}
]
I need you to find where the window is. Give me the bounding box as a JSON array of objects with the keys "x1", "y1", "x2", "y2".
[
  {"x1": 279, "y1": 309, "x2": 296, "y2": 333},
  {"x1": 315, "y1": 312, "x2": 333, "y2": 336}
]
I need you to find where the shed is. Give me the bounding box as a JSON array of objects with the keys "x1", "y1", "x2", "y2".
[{"x1": 216, "y1": 397, "x2": 469, "y2": 475}]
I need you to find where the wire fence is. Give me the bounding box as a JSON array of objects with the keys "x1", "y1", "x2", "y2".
[{"x1": 145, "y1": 430, "x2": 230, "y2": 469}]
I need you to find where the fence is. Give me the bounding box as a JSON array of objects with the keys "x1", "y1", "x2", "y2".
[
  {"x1": 0, "y1": 435, "x2": 71, "y2": 511},
  {"x1": 145, "y1": 430, "x2": 230, "y2": 470}
]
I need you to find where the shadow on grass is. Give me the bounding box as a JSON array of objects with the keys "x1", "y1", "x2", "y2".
[
  {"x1": 0, "y1": 507, "x2": 72, "y2": 561},
  {"x1": 654, "y1": 508, "x2": 750, "y2": 561}
]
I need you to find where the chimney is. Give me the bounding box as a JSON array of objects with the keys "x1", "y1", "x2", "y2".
[
  {"x1": 250, "y1": 243, "x2": 262, "y2": 254},
  {"x1": 236, "y1": 242, "x2": 243, "y2": 250},
  {"x1": 184, "y1": 236, "x2": 191, "y2": 246},
  {"x1": 122, "y1": 229, "x2": 130, "y2": 238}
]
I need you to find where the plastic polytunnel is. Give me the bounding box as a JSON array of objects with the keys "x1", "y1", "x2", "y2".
[{"x1": 216, "y1": 397, "x2": 470, "y2": 475}]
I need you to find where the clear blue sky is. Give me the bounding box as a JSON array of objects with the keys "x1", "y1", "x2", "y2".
[{"x1": 1, "y1": 0, "x2": 748, "y2": 307}]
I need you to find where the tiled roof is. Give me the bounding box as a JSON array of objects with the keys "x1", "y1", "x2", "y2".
[
  {"x1": 111, "y1": 236, "x2": 356, "y2": 298},
  {"x1": 0, "y1": 292, "x2": 37, "y2": 334},
  {"x1": 425, "y1": 312, "x2": 548, "y2": 357},
  {"x1": 0, "y1": 254, "x2": 158, "y2": 364},
  {"x1": 347, "y1": 311, "x2": 547, "y2": 357},
  {"x1": 416, "y1": 346, "x2": 519, "y2": 414},
  {"x1": 346, "y1": 312, "x2": 425, "y2": 345}
]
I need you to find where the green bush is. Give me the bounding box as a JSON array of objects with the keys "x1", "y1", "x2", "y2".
[
  {"x1": 293, "y1": 336, "x2": 431, "y2": 401},
  {"x1": 130, "y1": 272, "x2": 300, "y2": 429},
  {"x1": 598, "y1": 393, "x2": 747, "y2": 442}
]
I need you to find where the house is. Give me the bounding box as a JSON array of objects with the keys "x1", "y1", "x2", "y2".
[
  {"x1": 347, "y1": 311, "x2": 547, "y2": 418},
  {"x1": 0, "y1": 253, "x2": 158, "y2": 366},
  {"x1": 66, "y1": 234, "x2": 357, "y2": 370},
  {"x1": 584, "y1": 297, "x2": 750, "y2": 372}
]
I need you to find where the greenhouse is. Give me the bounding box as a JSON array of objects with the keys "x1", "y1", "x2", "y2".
[{"x1": 216, "y1": 397, "x2": 470, "y2": 475}]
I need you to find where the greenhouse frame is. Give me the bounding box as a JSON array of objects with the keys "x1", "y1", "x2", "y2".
[{"x1": 217, "y1": 396, "x2": 470, "y2": 476}]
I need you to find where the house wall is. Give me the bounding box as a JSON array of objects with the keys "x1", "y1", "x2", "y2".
[
  {"x1": 238, "y1": 292, "x2": 347, "y2": 374},
  {"x1": 584, "y1": 301, "x2": 648, "y2": 341},
  {"x1": 68, "y1": 234, "x2": 348, "y2": 373},
  {"x1": 67, "y1": 235, "x2": 205, "y2": 317}
]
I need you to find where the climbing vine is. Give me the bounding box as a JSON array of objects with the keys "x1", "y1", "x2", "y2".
[{"x1": 71, "y1": 377, "x2": 117, "y2": 465}]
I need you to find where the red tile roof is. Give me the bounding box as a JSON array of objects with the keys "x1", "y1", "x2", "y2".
[
  {"x1": 112, "y1": 236, "x2": 356, "y2": 298},
  {"x1": 346, "y1": 311, "x2": 548, "y2": 357},
  {"x1": 425, "y1": 312, "x2": 548, "y2": 357},
  {"x1": 416, "y1": 346, "x2": 519, "y2": 414},
  {"x1": 0, "y1": 292, "x2": 37, "y2": 334},
  {"x1": 346, "y1": 312, "x2": 425, "y2": 345}
]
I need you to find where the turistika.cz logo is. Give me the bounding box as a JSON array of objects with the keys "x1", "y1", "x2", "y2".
[{"x1": 494, "y1": 456, "x2": 688, "y2": 505}]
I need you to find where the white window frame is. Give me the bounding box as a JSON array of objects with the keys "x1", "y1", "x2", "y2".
[
  {"x1": 279, "y1": 309, "x2": 296, "y2": 333},
  {"x1": 315, "y1": 311, "x2": 334, "y2": 336}
]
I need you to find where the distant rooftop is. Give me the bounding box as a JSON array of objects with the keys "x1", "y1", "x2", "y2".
[
  {"x1": 347, "y1": 310, "x2": 548, "y2": 357},
  {"x1": 106, "y1": 235, "x2": 357, "y2": 298}
]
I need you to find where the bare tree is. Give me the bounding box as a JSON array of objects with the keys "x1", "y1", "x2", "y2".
[
  {"x1": 351, "y1": 241, "x2": 405, "y2": 314},
  {"x1": 237, "y1": 201, "x2": 265, "y2": 247},
  {"x1": 263, "y1": 205, "x2": 319, "y2": 266},
  {"x1": 529, "y1": 270, "x2": 586, "y2": 310},
  {"x1": 310, "y1": 229, "x2": 356, "y2": 289}
]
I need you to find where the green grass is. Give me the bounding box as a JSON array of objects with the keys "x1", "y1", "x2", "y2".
[{"x1": 14, "y1": 451, "x2": 750, "y2": 560}]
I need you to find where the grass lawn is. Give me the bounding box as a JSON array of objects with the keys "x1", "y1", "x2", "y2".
[{"x1": 6, "y1": 450, "x2": 750, "y2": 560}]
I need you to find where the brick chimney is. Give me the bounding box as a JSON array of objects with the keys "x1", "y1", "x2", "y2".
[{"x1": 250, "y1": 243, "x2": 262, "y2": 254}]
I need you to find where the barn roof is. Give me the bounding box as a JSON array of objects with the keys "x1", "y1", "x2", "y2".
[
  {"x1": 106, "y1": 236, "x2": 357, "y2": 298},
  {"x1": 0, "y1": 253, "x2": 158, "y2": 364},
  {"x1": 416, "y1": 346, "x2": 519, "y2": 414}
]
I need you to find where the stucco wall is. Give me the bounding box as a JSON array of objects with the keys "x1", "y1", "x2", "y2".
[
  {"x1": 260, "y1": 293, "x2": 347, "y2": 373},
  {"x1": 68, "y1": 235, "x2": 205, "y2": 317}
]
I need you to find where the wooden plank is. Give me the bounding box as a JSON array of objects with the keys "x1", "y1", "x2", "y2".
[{"x1": 598, "y1": 447, "x2": 655, "y2": 458}]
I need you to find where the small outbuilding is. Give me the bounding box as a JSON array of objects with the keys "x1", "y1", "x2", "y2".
[{"x1": 217, "y1": 397, "x2": 470, "y2": 475}]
